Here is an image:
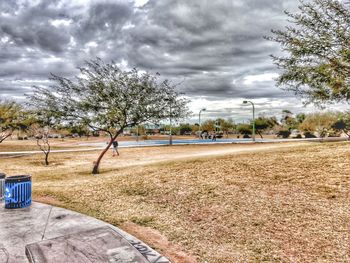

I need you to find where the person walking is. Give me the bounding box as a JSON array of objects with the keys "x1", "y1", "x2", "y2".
[
  {"x1": 212, "y1": 132, "x2": 217, "y2": 141},
  {"x1": 112, "y1": 139, "x2": 119, "y2": 156}
]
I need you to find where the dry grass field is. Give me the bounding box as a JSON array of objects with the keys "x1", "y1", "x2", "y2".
[
  {"x1": 0, "y1": 134, "x2": 277, "y2": 152},
  {"x1": 2, "y1": 141, "x2": 350, "y2": 262}
]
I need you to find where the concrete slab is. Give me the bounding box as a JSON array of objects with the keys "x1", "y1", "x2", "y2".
[
  {"x1": 25, "y1": 226, "x2": 149, "y2": 263},
  {"x1": 0, "y1": 202, "x2": 170, "y2": 263}
]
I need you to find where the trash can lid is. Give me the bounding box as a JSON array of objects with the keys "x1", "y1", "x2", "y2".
[
  {"x1": 0, "y1": 173, "x2": 5, "y2": 179},
  {"x1": 5, "y1": 175, "x2": 31, "y2": 183}
]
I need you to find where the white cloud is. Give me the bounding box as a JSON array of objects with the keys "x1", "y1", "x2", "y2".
[
  {"x1": 134, "y1": 0, "x2": 149, "y2": 7},
  {"x1": 49, "y1": 19, "x2": 72, "y2": 27},
  {"x1": 122, "y1": 22, "x2": 135, "y2": 30},
  {"x1": 85, "y1": 41, "x2": 98, "y2": 48},
  {"x1": 243, "y1": 73, "x2": 279, "y2": 85}
]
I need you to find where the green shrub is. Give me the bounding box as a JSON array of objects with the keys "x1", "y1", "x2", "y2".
[
  {"x1": 304, "y1": 132, "x2": 316, "y2": 138},
  {"x1": 277, "y1": 130, "x2": 291, "y2": 138}
]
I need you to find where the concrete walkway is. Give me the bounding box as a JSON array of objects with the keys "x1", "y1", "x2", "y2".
[{"x1": 0, "y1": 202, "x2": 170, "y2": 263}]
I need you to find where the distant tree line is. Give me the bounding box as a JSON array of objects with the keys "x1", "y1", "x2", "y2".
[
  {"x1": 3, "y1": 93, "x2": 350, "y2": 171},
  {"x1": 4, "y1": 101, "x2": 350, "y2": 141}
]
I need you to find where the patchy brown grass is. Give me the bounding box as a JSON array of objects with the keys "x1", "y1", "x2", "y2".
[
  {"x1": 0, "y1": 135, "x2": 198, "y2": 152},
  {"x1": 2, "y1": 141, "x2": 350, "y2": 262},
  {"x1": 0, "y1": 134, "x2": 278, "y2": 152},
  {"x1": 0, "y1": 138, "x2": 82, "y2": 152}
]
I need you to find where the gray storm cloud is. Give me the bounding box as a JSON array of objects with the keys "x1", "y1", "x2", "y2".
[{"x1": 1, "y1": 0, "x2": 333, "y2": 120}]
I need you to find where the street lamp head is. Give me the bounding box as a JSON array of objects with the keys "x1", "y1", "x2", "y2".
[
  {"x1": 243, "y1": 100, "x2": 248, "y2": 104},
  {"x1": 202, "y1": 108, "x2": 206, "y2": 111}
]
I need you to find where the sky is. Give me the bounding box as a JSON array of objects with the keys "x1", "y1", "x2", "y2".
[{"x1": 0, "y1": 0, "x2": 349, "y2": 123}]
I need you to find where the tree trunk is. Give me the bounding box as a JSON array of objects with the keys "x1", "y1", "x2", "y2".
[
  {"x1": 0, "y1": 132, "x2": 12, "y2": 143},
  {"x1": 92, "y1": 132, "x2": 120, "y2": 175},
  {"x1": 92, "y1": 145, "x2": 110, "y2": 174},
  {"x1": 45, "y1": 153, "x2": 49, "y2": 165},
  {"x1": 257, "y1": 131, "x2": 263, "y2": 139}
]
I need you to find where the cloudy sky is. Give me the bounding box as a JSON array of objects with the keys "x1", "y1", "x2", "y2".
[{"x1": 0, "y1": 0, "x2": 348, "y2": 122}]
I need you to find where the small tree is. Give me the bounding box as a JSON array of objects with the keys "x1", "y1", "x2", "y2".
[
  {"x1": 237, "y1": 124, "x2": 252, "y2": 135},
  {"x1": 255, "y1": 117, "x2": 278, "y2": 139},
  {"x1": 201, "y1": 120, "x2": 215, "y2": 132},
  {"x1": 299, "y1": 112, "x2": 339, "y2": 137},
  {"x1": 28, "y1": 58, "x2": 189, "y2": 174},
  {"x1": 0, "y1": 101, "x2": 22, "y2": 143},
  {"x1": 191, "y1": 123, "x2": 200, "y2": 134},
  {"x1": 217, "y1": 118, "x2": 235, "y2": 137},
  {"x1": 277, "y1": 130, "x2": 291, "y2": 138},
  {"x1": 179, "y1": 123, "x2": 192, "y2": 135},
  {"x1": 66, "y1": 122, "x2": 91, "y2": 138},
  {"x1": 281, "y1": 110, "x2": 298, "y2": 130},
  {"x1": 331, "y1": 112, "x2": 350, "y2": 139},
  {"x1": 31, "y1": 124, "x2": 51, "y2": 165},
  {"x1": 27, "y1": 111, "x2": 55, "y2": 166},
  {"x1": 296, "y1": 113, "x2": 306, "y2": 124}
]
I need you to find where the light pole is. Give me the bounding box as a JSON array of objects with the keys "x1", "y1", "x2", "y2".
[
  {"x1": 169, "y1": 104, "x2": 173, "y2": 145},
  {"x1": 243, "y1": 100, "x2": 255, "y2": 142},
  {"x1": 136, "y1": 125, "x2": 139, "y2": 142},
  {"x1": 199, "y1": 108, "x2": 206, "y2": 133}
]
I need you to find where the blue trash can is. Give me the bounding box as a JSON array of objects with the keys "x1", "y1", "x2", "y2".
[
  {"x1": 5, "y1": 175, "x2": 32, "y2": 209},
  {"x1": 0, "y1": 173, "x2": 5, "y2": 202}
]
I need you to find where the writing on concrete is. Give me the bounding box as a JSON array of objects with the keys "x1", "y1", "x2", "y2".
[{"x1": 130, "y1": 240, "x2": 170, "y2": 263}]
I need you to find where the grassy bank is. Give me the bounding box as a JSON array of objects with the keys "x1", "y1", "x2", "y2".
[{"x1": 2, "y1": 142, "x2": 350, "y2": 262}]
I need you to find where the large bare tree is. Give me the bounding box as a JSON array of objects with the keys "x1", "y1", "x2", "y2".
[{"x1": 28, "y1": 58, "x2": 190, "y2": 174}]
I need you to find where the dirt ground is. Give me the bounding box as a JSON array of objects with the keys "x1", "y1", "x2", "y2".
[
  {"x1": 1, "y1": 141, "x2": 308, "y2": 173},
  {"x1": 0, "y1": 135, "x2": 195, "y2": 151},
  {"x1": 2, "y1": 141, "x2": 350, "y2": 262}
]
